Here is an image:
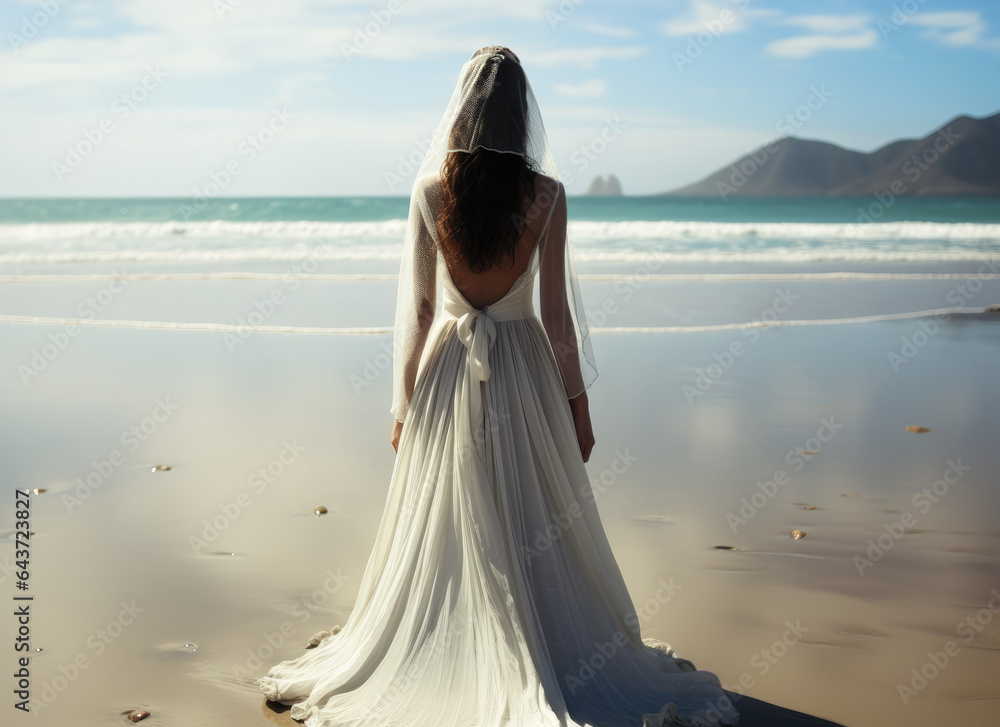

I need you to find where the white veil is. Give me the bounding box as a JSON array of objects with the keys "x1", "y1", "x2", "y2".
[{"x1": 391, "y1": 45, "x2": 598, "y2": 422}]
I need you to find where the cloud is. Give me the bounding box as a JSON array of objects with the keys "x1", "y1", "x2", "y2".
[
  {"x1": 910, "y1": 11, "x2": 1000, "y2": 51},
  {"x1": 763, "y1": 9, "x2": 1000, "y2": 58},
  {"x1": 527, "y1": 46, "x2": 645, "y2": 67},
  {"x1": 767, "y1": 29, "x2": 878, "y2": 58},
  {"x1": 577, "y1": 21, "x2": 636, "y2": 38},
  {"x1": 783, "y1": 14, "x2": 869, "y2": 33},
  {"x1": 767, "y1": 14, "x2": 878, "y2": 58},
  {"x1": 662, "y1": 0, "x2": 751, "y2": 37},
  {"x1": 552, "y1": 79, "x2": 607, "y2": 98},
  {"x1": 1, "y1": 0, "x2": 588, "y2": 80}
]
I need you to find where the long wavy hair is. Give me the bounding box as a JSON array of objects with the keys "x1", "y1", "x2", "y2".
[{"x1": 436, "y1": 47, "x2": 538, "y2": 274}]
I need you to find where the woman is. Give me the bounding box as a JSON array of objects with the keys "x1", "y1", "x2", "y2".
[{"x1": 256, "y1": 46, "x2": 843, "y2": 727}]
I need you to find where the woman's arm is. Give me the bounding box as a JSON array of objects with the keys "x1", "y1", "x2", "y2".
[
  {"x1": 390, "y1": 178, "x2": 438, "y2": 447},
  {"x1": 539, "y1": 180, "x2": 594, "y2": 462},
  {"x1": 391, "y1": 418, "x2": 404, "y2": 452}
]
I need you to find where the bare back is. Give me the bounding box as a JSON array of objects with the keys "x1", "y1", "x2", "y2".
[{"x1": 438, "y1": 173, "x2": 557, "y2": 309}]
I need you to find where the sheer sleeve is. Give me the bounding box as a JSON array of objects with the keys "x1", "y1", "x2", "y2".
[
  {"x1": 390, "y1": 176, "x2": 439, "y2": 423},
  {"x1": 539, "y1": 180, "x2": 597, "y2": 399}
]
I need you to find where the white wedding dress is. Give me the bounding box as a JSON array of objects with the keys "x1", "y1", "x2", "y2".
[
  {"x1": 256, "y1": 46, "x2": 846, "y2": 727},
  {"x1": 255, "y1": 172, "x2": 744, "y2": 727}
]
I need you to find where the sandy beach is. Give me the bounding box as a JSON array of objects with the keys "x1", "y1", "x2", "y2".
[
  {"x1": 4, "y1": 0, "x2": 1000, "y2": 720},
  {"x1": 1, "y1": 259, "x2": 998, "y2": 726}
]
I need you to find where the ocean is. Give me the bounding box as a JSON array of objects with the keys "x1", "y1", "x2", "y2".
[{"x1": 2, "y1": 196, "x2": 999, "y2": 268}]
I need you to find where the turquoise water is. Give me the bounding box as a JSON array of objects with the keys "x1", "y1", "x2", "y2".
[
  {"x1": 1, "y1": 197, "x2": 998, "y2": 267},
  {"x1": 2, "y1": 196, "x2": 1000, "y2": 224}
]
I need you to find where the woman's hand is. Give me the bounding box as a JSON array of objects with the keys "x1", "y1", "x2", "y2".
[
  {"x1": 568, "y1": 392, "x2": 595, "y2": 463},
  {"x1": 391, "y1": 418, "x2": 404, "y2": 452}
]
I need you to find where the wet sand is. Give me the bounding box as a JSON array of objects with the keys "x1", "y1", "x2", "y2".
[{"x1": 1, "y1": 269, "x2": 999, "y2": 726}]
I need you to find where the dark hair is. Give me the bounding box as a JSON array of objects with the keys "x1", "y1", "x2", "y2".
[{"x1": 436, "y1": 47, "x2": 537, "y2": 274}]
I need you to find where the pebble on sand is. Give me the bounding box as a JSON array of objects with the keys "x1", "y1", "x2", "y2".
[
  {"x1": 32, "y1": 488, "x2": 47, "y2": 494},
  {"x1": 126, "y1": 710, "x2": 150, "y2": 722},
  {"x1": 314, "y1": 506, "x2": 328, "y2": 516},
  {"x1": 154, "y1": 642, "x2": 198, "y2": 653},
  {"x1": 904, "y1": 426, "x2": 931, "y2": 433},
  {"x1": 791, "y1": 529, "x2": 807, "y2": 540},
  {"x1": 151, "y1": 465, "x2": 172, "y2": 472}
]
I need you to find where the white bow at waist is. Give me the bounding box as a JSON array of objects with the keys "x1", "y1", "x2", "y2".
[
  {"x1": 442, "y1": 282, "x2": 535, "y2": 382},
  {"x1": 439, "y1": 281, "x2": 535, "y2": 483}
]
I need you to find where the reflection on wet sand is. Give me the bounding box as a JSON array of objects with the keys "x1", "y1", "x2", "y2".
[{"x1": 2, "y1": 275, "x2": 998, "y2": 727}]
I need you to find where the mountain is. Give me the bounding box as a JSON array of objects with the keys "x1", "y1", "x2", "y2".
[
  {"x1": 585, "y1": 174, "x2": 624, "y2": 196},
  {"x1": 665, "y1": 111, "x2": 1000, "y2": 198}
]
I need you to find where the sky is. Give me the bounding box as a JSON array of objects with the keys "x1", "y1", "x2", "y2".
[{"x1": 1, "y1": 0, "x2": 999, "y2": 197}]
